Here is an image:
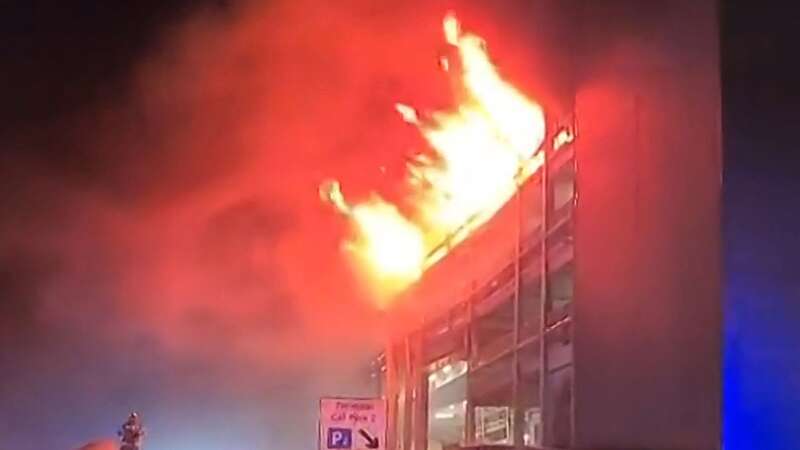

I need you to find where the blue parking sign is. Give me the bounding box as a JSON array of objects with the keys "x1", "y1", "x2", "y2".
[{"x1": 327, "y1": 428, "x2": 352, "y2": 449}]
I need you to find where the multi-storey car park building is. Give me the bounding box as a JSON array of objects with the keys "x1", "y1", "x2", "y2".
[{"x1": 370, "y1": 2, "x2": 721, "y2": 449}]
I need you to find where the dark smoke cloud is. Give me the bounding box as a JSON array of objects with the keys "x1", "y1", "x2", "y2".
[{"x1": 0, "y1": 0, "x2": 547, "y2": 448}]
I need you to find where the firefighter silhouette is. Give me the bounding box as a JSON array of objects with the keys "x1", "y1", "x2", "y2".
[{"x1": 118, "y1": 412, "x2": 145, "y2": 450}]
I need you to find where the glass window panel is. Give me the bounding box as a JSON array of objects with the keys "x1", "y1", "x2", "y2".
[
  {"x1": 519, "y1": 278, "x2": 542, "y2": 342},
  {"x1": 427, "y1": 359, "x2": 467, "y2": 450},
  {"x1": 473, "y1": 300, "x2": 515, "y2": 366},
  {"x1": 520, "y1": 177, "x2": 544, "y2": 240},
  {"x1": 549, "y1": 156, "x2": 575, "y2": 216},
  {"x1": 519, "y1": 338, "x2": 543, "y2": 447},
  {"x1": 547, "y1": 263, "x2": 574, "y2": 325},
  {"x1": 469, "y1": 354, "x2": 514, "y2": 446}
]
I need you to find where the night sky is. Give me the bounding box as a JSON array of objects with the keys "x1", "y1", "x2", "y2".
[{"x1": 0, "y1": 1, "x2": 798, "y2": 449}]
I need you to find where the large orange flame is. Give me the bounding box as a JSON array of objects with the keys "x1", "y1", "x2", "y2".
[{"x1": 322, "y1": 13, "x2": 547, "y2": 298}]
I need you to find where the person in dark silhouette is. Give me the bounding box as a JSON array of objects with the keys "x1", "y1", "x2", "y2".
[{"x1": 118, "y1": 412, "x2": 145, "y2": 450}]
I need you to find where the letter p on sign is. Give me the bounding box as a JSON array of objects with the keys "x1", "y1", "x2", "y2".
[{"x1": 328, "y1": 428, "x2": 352, "y2": 449}]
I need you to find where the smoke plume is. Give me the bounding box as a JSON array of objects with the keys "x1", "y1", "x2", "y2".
[{"x1": 0, "y1": 1, "x2": 547, "y2": 448}]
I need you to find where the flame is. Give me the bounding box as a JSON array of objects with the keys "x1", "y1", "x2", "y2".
[
  {"x1": 322, "y1": 13, "x2": 547, "y2": 296},
  {"x1": 320, "y1": 180, "x2": 425, "y2": 283},
  {"x1": 350, "y1": 200, "x2": 425, "y2": 280}
]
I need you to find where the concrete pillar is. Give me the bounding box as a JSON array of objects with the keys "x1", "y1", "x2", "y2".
[{"x1": 571, "y1": 1, "x2": 722, "y2": 449}]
